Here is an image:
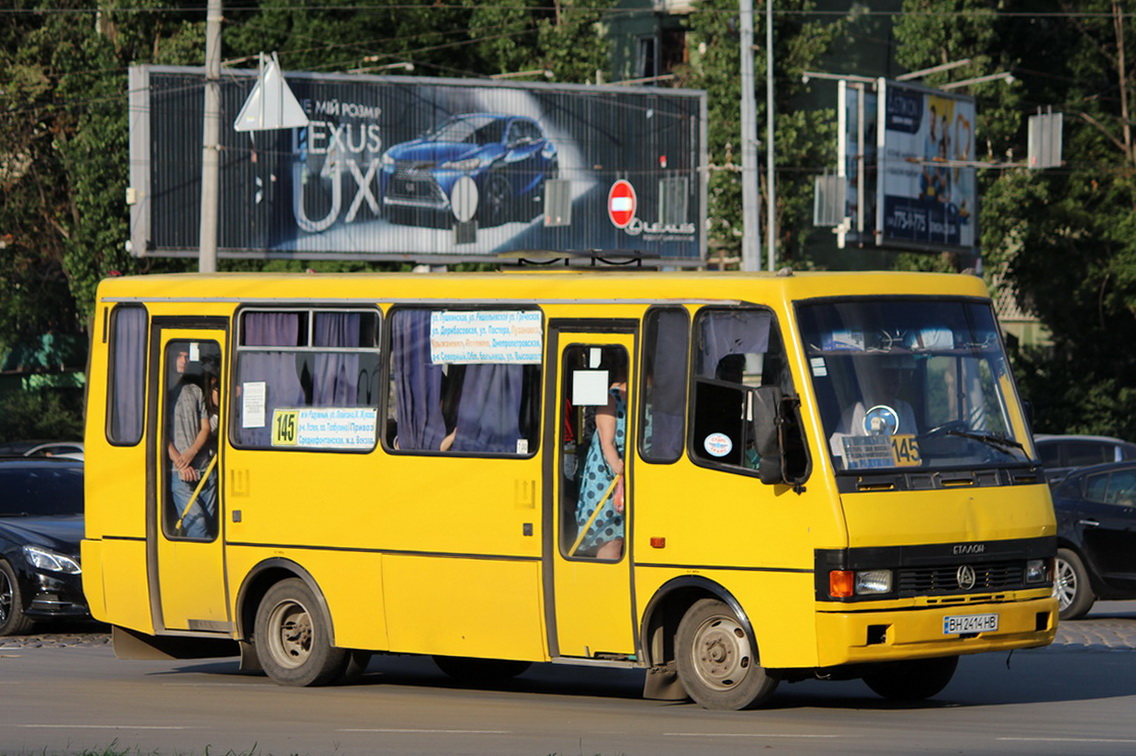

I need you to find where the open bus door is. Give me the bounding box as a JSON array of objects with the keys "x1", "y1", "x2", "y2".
[
  {"x1": 150, "y1": 321, "x2": 231, "y2": 633},
  {"x1": 545, "y1": 322, "x2": 638, "y2": 660}
]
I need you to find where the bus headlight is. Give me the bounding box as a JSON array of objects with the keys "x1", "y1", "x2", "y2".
[
  {"x1": 1025, "y1": 558, "x2": 1049, "y2": 584},
  {"x1": 829, "y1": 569, "x2": 893, "y2": 598},
  {"x1": 855, "y1": 569, "x2": 893, "y2": 595}
]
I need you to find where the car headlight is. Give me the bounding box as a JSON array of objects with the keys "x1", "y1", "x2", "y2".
[
  {"x1": 440, "y1": 157, "x2": 481, "y2": 171},
  {"x1": 23, "y1": 545, "x2": 81, "y2": 575}
]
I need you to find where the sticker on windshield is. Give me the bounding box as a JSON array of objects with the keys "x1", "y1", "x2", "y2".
[
  {"x1": 703, "y1": 432, "x2": 733, "y2": 458},
  {"x1": 841, "y1": 434, "x2": 921, "y2": 469}
]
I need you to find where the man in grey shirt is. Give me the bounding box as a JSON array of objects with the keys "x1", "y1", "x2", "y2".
[{"x1": 168, "y1": 350, "x2": 216, "y2": 538}]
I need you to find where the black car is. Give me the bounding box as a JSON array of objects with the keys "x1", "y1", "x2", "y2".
[
  {"x1": 1051, "y1": 461, "x2": 1136, "y2": 620},
  {"x1": 0, "y1": 457, "x2": 88, "y2": 634}
]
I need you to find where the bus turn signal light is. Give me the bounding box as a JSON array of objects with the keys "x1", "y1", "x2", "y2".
[
  {"x1": 829, "y1": 570, "x2": 854, "y2": 598},
  {"x1": 650, "y1": 537, "x2": 666, "y2": 548}
]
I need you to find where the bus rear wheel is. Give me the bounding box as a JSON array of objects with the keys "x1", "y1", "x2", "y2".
[
  {"x1": 675, "y1": 598, "x2": 779, "y2": 710},
  {"x1": 254, "y1": 578, "x2": 350, "y2": 687},
  {"x1": 862, "y1": 655, "x2": 958, "y2": 701}
]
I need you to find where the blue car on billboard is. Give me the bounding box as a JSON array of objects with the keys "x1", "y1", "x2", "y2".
[{"x1": 380, "y1": 113, "x2": 558, "y2": 228}]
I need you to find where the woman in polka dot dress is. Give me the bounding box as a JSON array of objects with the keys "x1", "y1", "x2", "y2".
[{"x1": 574, "y1": 357, "x2": 627, "y2": 560}]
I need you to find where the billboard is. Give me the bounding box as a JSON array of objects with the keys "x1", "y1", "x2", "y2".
[
  {"x1": 836, "y1": 78, "x2": 976, "y2": 254},
  {"x1": 128, "y1": 65, "x2": 707, "y2": 264}
]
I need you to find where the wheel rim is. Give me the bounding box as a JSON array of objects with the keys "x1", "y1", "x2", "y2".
[
  {"x1": 688, "y1": 613, "x2": 752, "y2": 691},
  {"x1": 266, "y1": 598, "x2": 314, "y2": 670},
  {"x1": 0, "y1": 570, "x2": 12, "y2": 625},
  {"x1": 1054, "y1": 557, "x2": 1076, "y2": 612}
]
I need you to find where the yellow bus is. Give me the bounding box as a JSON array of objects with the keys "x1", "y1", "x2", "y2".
[{"x1": 82, "y1": 269, "x2": 1057, "y2": 709}]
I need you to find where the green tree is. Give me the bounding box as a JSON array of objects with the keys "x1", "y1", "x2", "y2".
[
  {"x1": 897, "y1": 0, "x2": 1136, "y2": 438},
  {"x1": 678, "y1": 0, "x2": 838, "y2": 267}
]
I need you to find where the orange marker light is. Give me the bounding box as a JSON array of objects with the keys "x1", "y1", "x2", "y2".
[
  {"x1": 650, "y1": 537, "x2": 666, "y2": 549},
  {"x1": 829, "y1": 570, "x2": 854, "y2": 598}
]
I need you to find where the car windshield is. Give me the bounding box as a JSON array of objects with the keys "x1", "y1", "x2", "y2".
[
  {"x1": 430, "y1": 116, "x2": 506, "y2": 145},
  {"x1": 0, "y1": 465, "x2": 84, "y2": 516},
  {"x1": 797, "y1": 297, "x2": 1030, "y2": 472}
]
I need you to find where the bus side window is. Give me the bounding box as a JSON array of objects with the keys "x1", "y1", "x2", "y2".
[
  {"x1": 641, "y1": 307, "x2": 689, "y2": 462},
  {"x1": 690, "y1": 307, "x2": 801, "y2": 476},
  {"x1": 233, "y1": 308, "x2": 381, "y2": 450},
  {"x1": 107, "y1": 305, "x2": 148, "y2": 446},
  {"x1": 387, "y1": 308, "x2": 541, "y2": 456}
]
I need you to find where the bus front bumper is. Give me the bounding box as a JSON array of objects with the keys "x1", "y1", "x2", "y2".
[{"x1": 814, "y1": 594, "x2": 1058, "y2": 668}]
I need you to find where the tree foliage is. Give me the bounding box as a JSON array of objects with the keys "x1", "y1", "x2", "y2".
[
  {"x1": 897, "y1": 0, "x2": 1136, "y2": 437},
  {"x1": 7, "y1": 0, "x2": 1136, "y2": 442},
  {"x1": 677, "y1": 0, "x2": 838, "y2": 266}
]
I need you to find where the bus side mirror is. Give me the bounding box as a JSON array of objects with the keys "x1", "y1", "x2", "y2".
[{"x1": 751, "y1": 386, "x2": 784, "y2": 485}]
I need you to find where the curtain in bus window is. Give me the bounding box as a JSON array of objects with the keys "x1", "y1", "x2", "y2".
[
  {"x1": 236, "y1": 312, "x2": 305, "y2": 447},
  {"x1": 312, "y1": 312, "x2": 360, "y2": 406},
  {"x1": 391, "y1": 310, "x2": 446, "y2": 450},
  {"x1": 450, "y1": 364, "x2": 524, "y2": 453},
  {"x1": 645, "y1": 309, "x2": 688, "y2": 460},
  {"x1": 244, "y1": 312, "x2": 301, "y2": 346},
  {"x1": 110, "y1": 306, "x2": 147, "y2": 444},
  {"x1": 697, "y1": 310, "x2": 772, "y2": 377}
]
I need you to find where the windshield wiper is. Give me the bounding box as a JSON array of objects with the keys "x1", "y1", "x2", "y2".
[{"x1": 945, "y1": 429, "x2": 1027, "y2": 456}]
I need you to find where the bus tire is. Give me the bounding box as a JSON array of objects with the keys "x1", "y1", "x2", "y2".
[
  {"x1": 254, "y1": 578, "x2": 349, "y2": 687},
  {"x1": 1055, "y1": 547, "x2": 1095, "y2": 621},
  {"x1": 862, "y1": 655, "x2": 958, "y2": 701},
  {"x1": 432, "y1": 655, "x2": 532, "y2": 683},
  {"x1": 674, "y1": 598, "x2": 779, "y2": 710}
]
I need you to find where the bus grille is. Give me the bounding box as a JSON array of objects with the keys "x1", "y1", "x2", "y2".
[{"x1": 896, "y1": 560, "x2": 1025, "y2": 596}]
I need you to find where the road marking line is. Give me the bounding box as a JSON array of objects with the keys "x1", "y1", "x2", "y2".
[
  {"x1": 664, "y1": 733, "x2": 841, "y2": 739},
  {"x1": 340, "y1": 729, "x2": 511, "y2": 734},
  {"x1": 20, "y1": 725, "x2": 189, "y2": 730},
  {"x1": 999, "y1": 738, "x2": 1136, "y2": 744}
]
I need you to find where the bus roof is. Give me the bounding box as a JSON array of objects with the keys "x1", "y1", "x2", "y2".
[{"x1": 95, "y1": 269, "x2": 989, "y2": 307}]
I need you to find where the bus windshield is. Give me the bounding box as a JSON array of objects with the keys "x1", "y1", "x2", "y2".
[{"x1": 797, "y1": 297, "x2": 1031, "y2": 473}]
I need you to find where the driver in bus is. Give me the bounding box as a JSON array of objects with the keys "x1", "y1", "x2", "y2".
[{"x1": 829, "y1": 361, "x2": 918, "y2": 459}]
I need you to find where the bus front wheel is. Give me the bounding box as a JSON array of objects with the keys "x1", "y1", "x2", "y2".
[
  {"x1": 675, "y1": 598, "x2": 779, "y2": 710},
  {"x1": 254, "y1": 578, "x2": 350, "y2": 687},
  {"x1": 862, "y1": 655, "x2": 958, "y2": 701}
]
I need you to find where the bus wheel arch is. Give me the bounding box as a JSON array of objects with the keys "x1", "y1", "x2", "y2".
[
  {"x1": 236, "y1": 559, "x2": 366, "y2": 686},
  {"x1": 640, "y1": 577, "x2": 777, "y2": 708},
  {"x1": 235, "y1": 559, "x2": 332, "y2": 643}
]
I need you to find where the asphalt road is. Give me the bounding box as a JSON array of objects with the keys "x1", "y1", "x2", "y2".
[{"x1": 1, "y1": 605, "x2": 1135, "y2": 756}]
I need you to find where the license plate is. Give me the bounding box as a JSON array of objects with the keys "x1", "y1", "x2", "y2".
[{"x1": 943, "y1": 613, "x2": 999, "y2": 635}]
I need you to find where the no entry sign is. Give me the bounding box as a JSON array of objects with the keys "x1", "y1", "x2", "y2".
[{"x1": 607, "y1": 180, "x2": 637, "y2": 229}]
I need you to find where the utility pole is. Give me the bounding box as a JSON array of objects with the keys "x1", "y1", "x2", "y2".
[
  {"x1": 765, "y1": 0, "x2": 776, "y2": 271},
  {"x1": 739, "y1": 0, "x2": 761, "y2": 271},
  {"x1": 198, "y1": 0, "x2": 222, "y2": 273}
]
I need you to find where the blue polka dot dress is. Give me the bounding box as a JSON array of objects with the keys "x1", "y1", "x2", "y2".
[{"x1": 575, "y1": 387, "x2": 626, "y2": 552}]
